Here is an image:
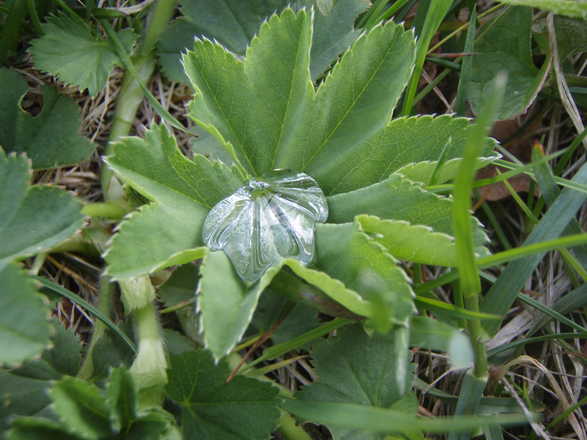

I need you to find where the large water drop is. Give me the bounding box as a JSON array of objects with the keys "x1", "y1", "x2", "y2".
[{"x1": 202, "y1": 171, "x2": 328, "y2": 284}]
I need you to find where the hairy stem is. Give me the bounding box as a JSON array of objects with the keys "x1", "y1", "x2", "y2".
[{"x1": 101, "y1": 0, "x2": 178, "y2": 200}]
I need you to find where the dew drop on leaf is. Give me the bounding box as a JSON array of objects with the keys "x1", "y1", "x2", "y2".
[{"x1": 202, "y1": 171, "x2": 328, "y2": 284}]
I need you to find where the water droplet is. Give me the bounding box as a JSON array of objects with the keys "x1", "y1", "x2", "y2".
[{"x1": 203, "y1": 171, "x2": 328, "y2": 284}]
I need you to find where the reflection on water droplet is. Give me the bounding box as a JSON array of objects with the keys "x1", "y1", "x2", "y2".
[{"x1": 202, "y1": 171, "x2": 328, "y2": 284}]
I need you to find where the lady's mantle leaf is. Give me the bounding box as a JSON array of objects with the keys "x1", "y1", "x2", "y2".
[
  {"x1": 197, "y1": 251, "x2": 283, "y2": 360},
  {"x1": 158, "y1": 0, "x2": 368, "y2": 82},
  {"x1": 313, "y1": 115, "x2": 498, "y2": 194},
  {"x1": 105, "y1": 125, "x2": 239, "y2": 279},
  {"x1": 294, "y1": 325, "x2": 413, "y2": 440},
  {"x1": 183, "y1": 10, "x2": 416, "y2": 177},
  {"x1": 166, "y1": 350, "x2": 279, "y2": 440},
  {"x1": 0, "y1": 150, "x2": 84, "y2": 265},
  {"x1": 297, "y1": 23, "x2": 415, "y2": 176},
  {"x1": 184, "y1": 9, "x2": 313, "y2": 175},
  {"x1": 30, "y1": 14, "x2": 136, "y2": 95},
  {"x1": 0, "y1": 69, "x2": 95, "y2": 169},
  {"x1": 327, "y1": 173, "x2": 489, "y2": 247},
  {"x1": 0, "y1": 264, "x2": 50, "y2": 366},
  {"x1": 105, "y1": 203, "x2": 208, "y2": 279},
  {"x1": 203, "y1": 171, "x2": 328, "y2": 284},
  {"x1": 49, "y1": 376, "x2": 112, "y2": 439},
  {"x1": 467, "y1": 6, "x2": 550, "y2": 119},
  {"x1": 357, "y1": 215, "x2": 459, "y2": 266},
  {"x1": 8, "y1": 370, "x2": 175, "y2": 439},
  {"x1": 314, "y1": 223, "x2": 414, "y2": 330}
]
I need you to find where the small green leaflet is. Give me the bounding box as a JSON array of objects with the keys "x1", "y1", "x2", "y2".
[
  {"x1": 467, "y1": 6, "x2": 550, "y2": 119},
  {"x1": 295, "y1": 325, "x2": 413, "y2": 440},
  {"x1": 0, "y1": 150, "x2": 83, "y2": 366},
  {"x1": 30, "y1": 14, "x2": 136, "y2": 95},
  {"x1": 166, "y1": 350, "x2": 280, "y2": 439},
  {"x1": 0, "y1": 150, "x2": 84, "y2": 265},
  {"x1": 0, "y1": 69, "x2": 95, "y2": 169},
  {"x1": 158, "y1": 0, "x2": 368, "y2": 82}
]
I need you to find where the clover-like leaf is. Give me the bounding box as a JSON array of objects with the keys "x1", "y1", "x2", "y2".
[
  {"x1": 0, "y1": 150, "x2": 85, "y2": 266},
  {"x1": 0, "y1": 264, "x2": 50, "y2": 367},
  {"x1": 105, "y1": 125, "x2": 239, "y2": 279},
  {"x1": 203, "y1": 171, "x2": 328, "y2": 284},
  {"x1": 467, "y1": 6, "x2": 550, "y2": 119},
  {"x1": 327, "y1": 173, "x2": 489, "y2": 247},
  {"x1": 8, "y1": 369, "x2": 176, "y2": 440},
  {"x1": 293, "y1": 324, "x2": 413, "y2": 440},
  {"x1": 0, "y1": 69, "x2": 96, "y2": 169},
  {"x1": 197, "y1": 250, "x2": 284, "y2": 360},
  {"x1": 357, "y1": 215, "x2": 459, "y2": 266},
  {"x1": 313, "y1": 115, "x2": 498, "y2": 194},
  {"x1": 158, "y1": 0, "x2": 368, "y2": 83},
  {"x1": 183, "y1": 9, "x2": 416, "y2": 177},
  {"x1": 30, "y1": 14, "x2": 136, "y2": 95},
  {"x1": 166, "y1": 350, "x2": 279, "y2": 439}
]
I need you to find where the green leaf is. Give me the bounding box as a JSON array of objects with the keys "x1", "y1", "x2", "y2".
[
  {"x1": 106, "y1": 368, "x2": 137, "y2": 432},
  {"x1": 314, "y1": 223, "x2": 414, "y2": 330},
  {"x1": 158, "y1": 0, "x2": 368, "y2": 83},
  {"x1": 0, "y1": 69, "x2": 96, "y2": 169},
  {"x1": 41, "y1": 321, "x2": 82, "y2": 377},
  {"x1": 184, "y1": 9, "x2": 313, "y2": 175},
  {"x1": 327, "y1": 174, "x2": 488, "y2": 247},
  {"x1": 160, "y1": 0, "x2": 289, "y2": 83},
  {"x1": 357, "y1": 214, "x2": 458, "y2": 266},
  {"x1": 0, "y1": 186, "x2": 84, "y2": 264},
  {"x1": 105, "y1": 125, "x2": 217, "y2": 278},
  {"x1": 0, "y1": 373, "x2": 52, "y2": 433},
  {"x1": 467, "y1": 6, "x2": 549, "y2": 119},
  {"x1": 296, "y1": 324, "x2": 412, "y2": 439},
  {"x1": 7, "y1": 417, "x2": 79, "y2": 440},
  {"x1": 166, "y1": 350, "x2": 280, "y2": 439},
  {"x1": 29, "y1": 14, "x2": 136, "y2": 95},
  {"x1": 49, "y1": 376, "x2": 112, "y2": 439},
  {"x1": 410, "y1": 316, "x2": 473, "y2": 369},
  {"x1": 7, "y1": 369, "x2": 176, "y2": 440},
  {"x1": 197, "y1": 250, "x2": 282, "y2": 359},
  {"x1": 105, "y1": 125, "x2": 219, "y2": 209},
  {"x1": 496, "y1": 0, "x2": 587, "y2": 18},
  {"x1": 313, "y1": 115, "x2": 497, "y2": 194},
  {"x1": 305, "y1": 0, "x2": 369, "y2": 79},
  {"x1": 284, "y1": 259, "x2": 373, "y2": 317},
  {"x1": 298, "y1": 22, "x2": 416, "y2": 176},
  {"x1": 0, "y1": 264, "x2": 50, "y2": 366},
  {"x1": 252, "y1": 294, "x2": 319, "y2": 344},
  {"x1": 105, "y1": 203, "x2": 208, "y2": 279}
]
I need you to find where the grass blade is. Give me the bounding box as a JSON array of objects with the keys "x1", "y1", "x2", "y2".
[
  {"x1": 34, "y1": 275, "x2": 136, "y2": 353},
  {"x1": 481, "y1": 161, "x2": 587, "y2": 335}
]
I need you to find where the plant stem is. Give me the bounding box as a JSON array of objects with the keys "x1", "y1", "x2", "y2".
[
  {"x1": 81, "y1": 0, "x2": 177, "y2": 388},
  {"x1": 278, "y1": 411, "x2": 313, "y2": 440},
  {"x1": 81, "y1": 201, "x2": 130, "y2": 219},
  {"x1": 101, "y1": 0, "x2": 178, "y2": 200}
]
